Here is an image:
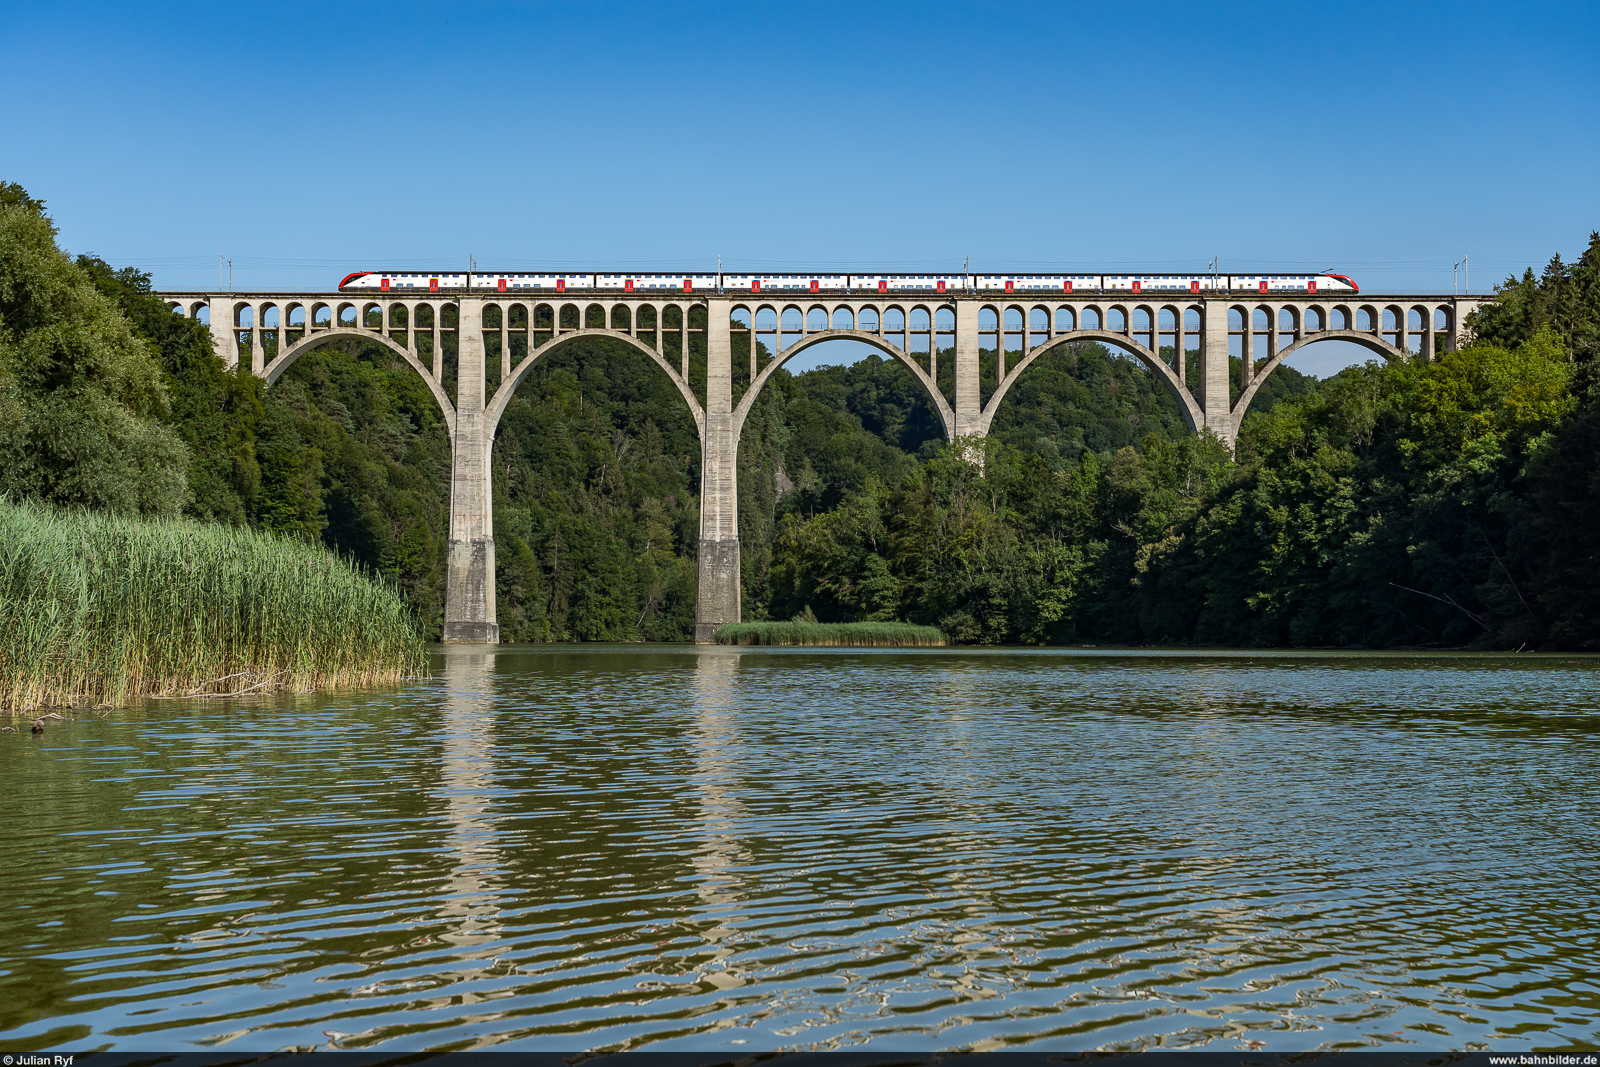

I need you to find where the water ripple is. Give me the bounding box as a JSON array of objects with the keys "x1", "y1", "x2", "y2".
[{"x1": 1, "y1": 647, "x2": 1597, "y2": 1054}]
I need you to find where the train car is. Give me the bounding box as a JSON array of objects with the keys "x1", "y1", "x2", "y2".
[
  {"x1": 1101, "y1": 274, "x2": 1219, "y2": 293},
  {"x1": 339, "y1": 271, "x2": 468, "y2": 292},
  {"x1": 723, "y1": 274, "x2": 849, "y2": 293},
  {"x1": 469, "y1": 272, "x2": 595, "y2": 292},
  {"x1": 848, "y1": 274, "x2": 968, "y2": 293},
  {"x1": 343, "y1": 267, "x2": 1361, "y2": 298},
  {"x1": 975, "y1": 274, "x2": 1101, "y2": 292},
  {"x1": 593, "y1": 273, "x2": 719, "y2": 291},
  {"x1": 1229, "y1": 273, "x2": 1358, "y2": 294}
]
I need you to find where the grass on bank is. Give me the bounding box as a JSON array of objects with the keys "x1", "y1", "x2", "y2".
[
  {"x1": 715, "y1": 621, "x2": 947, "y2": 647},
  {"x1": 0, "y1": 497, "x2": 428, "y2": 715}
]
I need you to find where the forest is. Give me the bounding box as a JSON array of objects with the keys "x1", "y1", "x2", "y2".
[{"x1": 4, "y1": 179, "x2": 1597, "y2": 649}]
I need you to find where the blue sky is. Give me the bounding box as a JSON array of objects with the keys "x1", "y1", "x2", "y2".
[{"x1": 4, "y1": 0, "x2": 1597, "y2": 375}]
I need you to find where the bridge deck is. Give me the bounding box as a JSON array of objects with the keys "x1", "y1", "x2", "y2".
[{"x1": 159, "y1": 289, "x2": 1478, "y2": 302}]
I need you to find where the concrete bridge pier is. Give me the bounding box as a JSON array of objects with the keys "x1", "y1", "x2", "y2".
[
  {"x1": 952, "y1": 301, "x2": 984, "y2": 439},
  {"x1": 1200, "y1": 298, "x2": 1235, "y2": 444},
  {"x1": 443, "y1": 296, "x2": 499, "y2": 643},
  {"x1": 695, "y1": 299, "x2": 741, "y2": 643}
]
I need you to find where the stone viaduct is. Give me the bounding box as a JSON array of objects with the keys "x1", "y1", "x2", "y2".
[{"x1": 159, "y1": 288, "x2": 1488, "y2": 644}]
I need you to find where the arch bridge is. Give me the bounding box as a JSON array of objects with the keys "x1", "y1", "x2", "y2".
[{"x1": 160, "y1": 289, "x2": 1488, "y2": 643}]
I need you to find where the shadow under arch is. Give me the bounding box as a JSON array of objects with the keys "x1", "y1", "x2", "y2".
[
  {"x1": 978, "y1": 329, "x2": 1202, "y2": 436},
  {"x1": 265, "y1": 327, "x2": 457, "y2": 438},
  {"x1": 731, "y1": 328, "x2": 954, "y2": 440},
  {"x1": 484, "y1": 328, "x2": 705, "y2": 439},
  {"x1": 1231, "y1": 329, "x2": 1406, "y2": 435}
]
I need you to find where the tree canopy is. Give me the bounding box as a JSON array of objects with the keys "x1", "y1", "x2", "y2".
[{"x1": 0, "y1": 190, "x2": 188, "y2": 515}]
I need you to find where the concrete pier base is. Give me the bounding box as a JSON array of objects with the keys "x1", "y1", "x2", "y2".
[
  {"x1": 693, "y1": 538, "x2": 741, "y2": 643},
  {"x1": 443, "y1": 537, "x2": 499, "y2": 643}
]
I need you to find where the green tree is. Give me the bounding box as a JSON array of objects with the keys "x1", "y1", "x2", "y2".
[
  {"x1": 74, "y1": 255, "x2": 264, "y2": 523},
  {"x1": 0, "y1": 186, "x2": 188, "y2": 516}
]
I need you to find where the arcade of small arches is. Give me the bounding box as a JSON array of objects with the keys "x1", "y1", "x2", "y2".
[
  {"x1": 161, "y1": 289, "x2": 1486, "y2": 644},
  {"x1": 168, "y1": 293, "x2": 708, "y2": 398},
  {"x1": 721, "y1": 296, "x2": 1464, "y2": 440}
]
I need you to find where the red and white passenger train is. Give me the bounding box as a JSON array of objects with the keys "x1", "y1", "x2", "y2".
[{"x1": 338, "y1": 270, "x2": 1359, "y2": 294}]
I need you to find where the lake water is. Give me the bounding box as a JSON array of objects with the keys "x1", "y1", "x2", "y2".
[{"x1": 3, "y1": 646, "x2": 1598, "y2": 1055}]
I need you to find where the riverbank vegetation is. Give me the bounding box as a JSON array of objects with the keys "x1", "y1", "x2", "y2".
[
  {"x1": 0, "y1": 497, "x2": 427, "y2": 715},
  {"x1": 5, "y1": 178, "x2": 1598, "y2": 649},
  {"x1": 715, "y1": 621, "x2": 946, "y2": 647}
]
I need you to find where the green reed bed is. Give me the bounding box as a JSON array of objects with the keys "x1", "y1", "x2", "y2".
[
  {"x1": 0, "y1": 498, "x2": 427, "y2": 715},
  {"x1": 715, "y1": 621, "x2": 947, "y2": 647}
]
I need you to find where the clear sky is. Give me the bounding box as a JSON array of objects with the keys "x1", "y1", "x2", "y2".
[{"x1": 4, "y1": 0, "x2": 1597, "y2": 376}]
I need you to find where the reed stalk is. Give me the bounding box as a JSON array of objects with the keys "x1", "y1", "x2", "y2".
[
  {"x1": 714, "y1": 621, "x2": 947, "y2": 647},
  {"x1": 0, "y1": 498, "x2": 428, "y2": 715}
]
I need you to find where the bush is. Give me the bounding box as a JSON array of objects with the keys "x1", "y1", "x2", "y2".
[{"x1": 715, "y1": 621, "x2": 946, "y2": 646}]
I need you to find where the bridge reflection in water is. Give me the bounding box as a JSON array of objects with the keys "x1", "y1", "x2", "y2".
[
  {"x1": 687, "y1": 648, "x2": 756, "y2": 997},
  {"x1": 435, "y1": 647, "x2": 508, "y2": 962}
]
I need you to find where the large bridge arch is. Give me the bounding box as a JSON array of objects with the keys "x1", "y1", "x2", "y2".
[
  {"x1": 265, "y1": 326, "x2": 457, "y2": 438},
  {"x1": 730, "y1": 327, "x2": 955, "y2": 440},
  {"x1": 1230, "y1": 328, "x2": 1407, "y2": 435},
  {"x1": 484, "y1": 327, "x2": 705, "y2": 439},
  {"x1": 977, "y1": 328, "x2": 1204, "y2": 436}
]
